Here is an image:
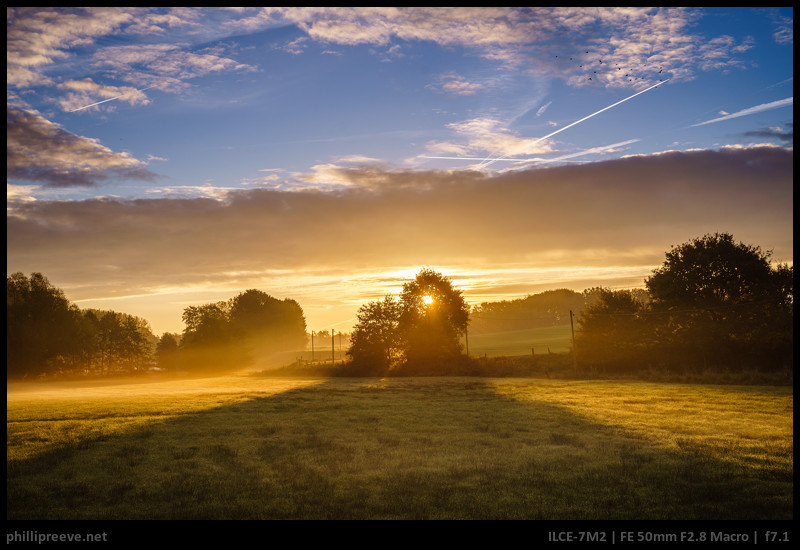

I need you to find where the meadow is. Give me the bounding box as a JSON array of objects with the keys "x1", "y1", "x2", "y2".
[
  {"x1": 467, "y1": 324, "x2": 573, "y2": 356},
  {"x1": 6, "y1": 374, "x2": 793, "y2": 520}
]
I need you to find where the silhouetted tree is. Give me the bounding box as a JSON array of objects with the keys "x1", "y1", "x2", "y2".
[
  {"x1": 345, "y1": 269, "x2": 470, "y2": 375},
  {"x1": 156, "y1": 332, "x2": 181, "y2": 372},
  {"x1": 179, "y1": 290, "x2": 307, "y2": 372},
  {"x1": 347, "y1": 296, "x2": 402, "y2": 374},
  {"x1": 575, "y1": 288, "x2": 648, "y2": 372},
  {"x1": 83, "y1": 310, "x2": 155, "y2": 375},
  {"x1": 228, "y1": 289, "x2": 307, "y2": 355},
  {"x1": 181, "y1": 302, "x2": 234, "y2": 348},
  {"x1": 397, "y1": 268, "x2": 470, "y2": 373},
  {"x1": 6, "y1": 272, "x2": 84, "y2": 378},
  {"x1": 645, "y1": 233, "x2": 792, "y2": 370},
  {"x1": 6, "y1": 273, "x2": 157, "y2": 378}
]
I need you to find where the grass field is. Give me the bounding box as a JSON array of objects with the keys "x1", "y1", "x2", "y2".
[
  {"x1": 6, "y1": 374, "x2": 793, "y2": 520},
  {"x1": 467, "y1": 324, "x2": 573, "y2": 356}
]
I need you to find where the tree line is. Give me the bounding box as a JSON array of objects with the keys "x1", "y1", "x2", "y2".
[
  {"x1": 468, "y1": 287, "x2": 650, "y2": 333},
  {"x1": 7, "y1": 272, "x2": 155, "y2": 379},
  {"x1": 7, "y1": 233, "x2": 793, "y2": 380},
  {"x1": 575, "y1": 233, "x2": 793, "y2": 374},
  {"x1": 344, "y1": 233, "x2": 792, "y2": 377},
  {"x1": 6, "y1": 276, "x2": 308, "y2": 379}
]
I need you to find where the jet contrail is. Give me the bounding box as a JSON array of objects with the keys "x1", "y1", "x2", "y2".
[
  {"x1": 478, "y1": 79, "x2": 669, "y2": 169},
  {"x1": 68, "y1": 85, "x2": 156, "y2": 112},
  {"x1": 689, "y1": 96, "x2": 793, "y2": 127}
]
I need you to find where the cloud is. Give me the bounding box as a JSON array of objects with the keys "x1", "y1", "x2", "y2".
[
  {"x1": 6, "y1": 107, "x2": 159, "y2": 187},
  {"x1": 8, "y1": 146, "x2": 792, "y2": 304},
  {"x1": 768, "y1": 10, "x2": 793, "y2": 44},
  {"x1": 281, "y1": 37, "x2": 309, "y2": 55},
  {"x1": 225, "y1": 7, "x2": 757, "y2": 88},
  {"x1": 56, "y1": 78, "x2": 152, "y2": 112},
  {"x1": 426, "y1": 117, "x2": 557, "y2": 165},
  {"x1": 7, "y1": 7, "x2": 257, "y2": 99},
  {"x1": 742, "y1": 123, "x2": 793, "y2": 144},
  {"x1": 6, "y1": 7, "x2": 138, "y2": 87},
  {"x1": 91, "y1": 43, "x2": 257, "y2": 91},
  {"x1": 536, "y1": 101, "x2": 553, "y2": 117},
  {"x1": 426, "y1": 73, "x2": 485, "y2": 96},
  {"x1": 690, "y1": 97, "x2": 793, "y2": 127},
  {"x1": 7, "y1": 6, "x2": 769, "y2": 103}
]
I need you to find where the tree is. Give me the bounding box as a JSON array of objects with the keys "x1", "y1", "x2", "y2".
[
  {"x1": 575, "y1": 288, "x2": 648, "y2": 373},
  {"x1": 346, "y1": 268, "x2": 470, "y2": 375},
  {"x1": 347, "y1": 296, "x2": 402, "y2": 374},
  {"x1": 83, "y1": 310, "x2": 155, "y2": 375},
  {"x1": 470, "y1": 289, "x2": 586, "y2": 333},
  {"x1": 179, "y1": 290, "x2": 308, "y2": 372},
  {"x1": 645, "y1": 233, "x2": 792, "y2": 370},
  {"x1": 181, "y1": 302, "x2": 234, "y2": 349},
  {"x1": 156, "y1": 333, "x2": 181, "y2": 372},
  {"x1": 396, "y1": 268, "x2": 470, "y2": 373},
  {"x1": 228, "y1": 289, "x2": 307, "y2": 356},
  {"x1": 6, "y1": 272, "x2": 84, "y2": 378}
]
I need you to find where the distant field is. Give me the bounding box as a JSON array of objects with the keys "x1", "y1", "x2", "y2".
[
  {"x1": 7, "y1": 375, "x2": 793, "y2": 520},
  {"x1": 468, "y1": 324, "x2": 573, "y2": 356}
]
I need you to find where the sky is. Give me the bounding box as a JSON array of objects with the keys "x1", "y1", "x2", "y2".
[{"x1": 7, "y1": 7, "x2": 794, "y2": 336}]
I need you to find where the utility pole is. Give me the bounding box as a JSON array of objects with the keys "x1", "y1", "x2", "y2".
[{"x1": 570, "y1": 310, "x2": 578, "y2": 372}]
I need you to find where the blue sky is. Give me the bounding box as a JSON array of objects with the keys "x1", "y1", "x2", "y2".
[{"x1": 7, "y1": 7, "x2": 794, "y2": 335}]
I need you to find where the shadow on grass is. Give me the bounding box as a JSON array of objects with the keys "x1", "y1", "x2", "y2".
[{"x1": 7, "y1": 377, "x2": 793, "y2": 520}]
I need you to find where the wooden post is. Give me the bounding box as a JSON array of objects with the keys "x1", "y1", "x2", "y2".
[{"x1": 570, "y1": 310, "x2": 578, "y2": 372}]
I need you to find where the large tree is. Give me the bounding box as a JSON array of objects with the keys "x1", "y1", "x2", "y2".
[
  {"x1": 645, "y1": 232, "x2": 792, "y2": 369},
  {"x1": 397, "y1": 268, "x2": 470, "y2": 372},
  {"x1": 346, "y1": 268, "x2": 470, "y2": 374},
  {"x1": 347, "y1": 296, "x2": 403, "y2": 374},
  {"x1": 228, "y1": 289, "x2": 307, "y2": 354},
  {"x1": 6, "y1": 272, "x2": 84, "y2": 378},
  {"x1": 179, "y1": 290, "x2": 307, "y2": 372},
  {"x1": 6, "y1": 273, "x2": 156, "y2": 378},
  {"x1": 575, "y1": 288, "x2": 648, "y2": 373}
]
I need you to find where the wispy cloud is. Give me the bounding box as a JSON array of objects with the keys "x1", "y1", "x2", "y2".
[
  {"x1": 59, "y1": 80, "x2": 155, "y2": 112},
  {"x1": 6, "y1": 7, "x2": 138, "y2": 87},
  {"x1": 227, "y1": 7, "x2": 758, "y2": 87},
  {"x1": 90, "y1": 43, "x2": 257, "y2": 92},
  {"x1": 7, "y1": 7, "x2": 769, "y2": 103},
  {"x1": 426, "y1": 73, "x2": 485, "y2": 96},
  {"x1": 426, "y1": 117, "x2": 557, "y2": 165},
  {"x1": 690, "y1": 97, "x2": 793, "y2": 127},
  {"x1": 742, "y1": 123, "x2": 793, "y2": 144},
  {"x1": 536, "y1": 101, "x2": 553, "y2": 117}
]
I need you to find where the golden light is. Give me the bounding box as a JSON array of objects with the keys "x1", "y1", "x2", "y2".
[{"x1": 422, "y1": 295, "x2": 434, "y2": 305}]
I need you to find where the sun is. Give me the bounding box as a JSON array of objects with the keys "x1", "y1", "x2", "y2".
[{"x1": 422, "y1": 295, "x2": 434, "y2": 305}]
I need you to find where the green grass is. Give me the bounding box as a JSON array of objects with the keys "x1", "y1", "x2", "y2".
[
  {"x1": 468, "y1": 324, "x2": 573, "y2": 356},
  {"x1": 6, "y1": 375, "x2": 793, "y2": 520}
]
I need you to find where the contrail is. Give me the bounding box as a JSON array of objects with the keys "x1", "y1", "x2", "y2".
[
  {"x1": 69, "y1": 85, "x2": 156, "y2": 112},
  {"x1": 478, "y1": 79, "x2": 669, "y2": 169},
  {"x1": 689, "y1": 96, "x2": 792, "y2": 127}
]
